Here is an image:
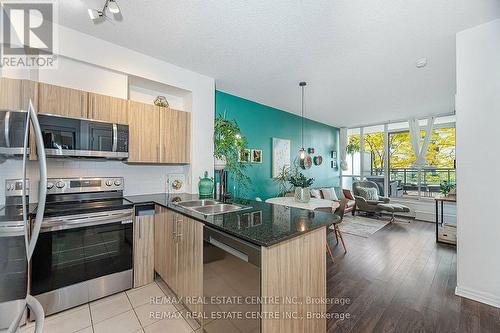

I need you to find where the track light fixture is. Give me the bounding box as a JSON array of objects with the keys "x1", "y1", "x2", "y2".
[{"x1": 88, "y1": 0, "x2": 121, "y2": 21}]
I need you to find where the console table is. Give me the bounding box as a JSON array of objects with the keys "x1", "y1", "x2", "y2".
[{"x1": 435, "y1": 195, "x2": 457, "y2": 244}]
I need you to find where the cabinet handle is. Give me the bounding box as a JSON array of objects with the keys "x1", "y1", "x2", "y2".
[
  {"x1": 138, "y1": 220, "x2": 142, "y2": 239},
  {"x1": 176, "y1": 218, "x2": 183, "y2": 241},
  {"x1": 172, "y1": 213, "x2": 177, "y2": 240}
]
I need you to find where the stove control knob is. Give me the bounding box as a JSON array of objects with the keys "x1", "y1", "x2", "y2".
[
  {"x1": 114, "y1": 179, "x2": 122, "y2": 186},
  {"x1": 56, "y1": 181, "x2": 65, "y2": 189},
  {"x1": 105, "y1": 180, "x2": 113, "y2": 186},
  {"x1": 7, "y1": 184, "x2": 14, "y2": 191},
  {"x1": 47, "y1": 182, "x2": 54, "y2": 190}
]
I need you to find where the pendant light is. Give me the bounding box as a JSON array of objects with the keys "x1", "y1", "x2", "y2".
[{"x1": 298, "y1": 82, "x2": 308, "y2": 160}]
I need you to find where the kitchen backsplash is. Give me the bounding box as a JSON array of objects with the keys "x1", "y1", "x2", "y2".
[{"x1": 0, "y1": 159, "x2": 189, "y2": 205}]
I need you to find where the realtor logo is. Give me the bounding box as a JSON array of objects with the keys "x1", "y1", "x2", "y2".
[{"x1": 1, "y1": 0, "x2": 57, "y2": 68}]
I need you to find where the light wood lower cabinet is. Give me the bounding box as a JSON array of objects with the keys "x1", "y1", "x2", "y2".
[
  {"x1": 261, "y1": 227, "x2": 327, "y2": 333},
  {"x1": 134, "y1": 213, "x2": 155, "y2": 288},
  {"x1": 154, "y1": 206, "x2": 179, "y2": 292},
  {"x1": 154, "y1": 207, "x2": 203, "y2": 314},
  {"x1": 176, "y1": 213, "x2": 203, "y2": 314}
]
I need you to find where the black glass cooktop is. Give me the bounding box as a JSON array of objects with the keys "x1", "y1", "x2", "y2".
[{"x1": 41, "y1": 198, "x2": 134, "y2": 217}]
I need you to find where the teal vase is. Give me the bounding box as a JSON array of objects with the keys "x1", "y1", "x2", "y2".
[{"x1": 198, "y1": 171, "x2": 214, "y2": 197}]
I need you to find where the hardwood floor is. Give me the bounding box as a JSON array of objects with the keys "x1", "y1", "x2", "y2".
[{"x1": 326, "y1": 219, "x2": 500, "y2": 333}]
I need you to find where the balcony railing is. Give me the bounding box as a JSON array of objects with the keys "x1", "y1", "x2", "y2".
[{"x1": 371, "y1": 167, "x2": 456, "y2": 197}]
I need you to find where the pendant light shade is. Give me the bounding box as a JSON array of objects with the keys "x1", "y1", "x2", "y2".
[{"x1": 298, "y1": 82, "x2": 308, "y2": 161}]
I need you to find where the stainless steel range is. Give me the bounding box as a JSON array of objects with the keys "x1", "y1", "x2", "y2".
[
  {"x1": 0, "y1": 180, "x2": 30, "y2": 329},
  {"x1": 30, "y1": 177, "x2": 134, "y2": 317}
]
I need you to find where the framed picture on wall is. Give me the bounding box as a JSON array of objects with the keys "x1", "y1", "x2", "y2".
[
  {"x1": 272, "y1": 138, "x2": 291, "y2": 177},
  {"x1": 251, "y1": 149, "x2": 263, "y2": 163},
  {"x1": 239, "y1": 149, "x2": 251, "y2": 163},
  {"x1": 331, "y1": 151, "x2": 337, "y2": 159},
  {"x1": 331, "y1": 160, "x2": 337, "y2": 169}
]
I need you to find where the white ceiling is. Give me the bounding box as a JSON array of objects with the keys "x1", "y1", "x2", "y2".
[{"x1": 59, "y1": 1, "x2": 500, "y2": 127}]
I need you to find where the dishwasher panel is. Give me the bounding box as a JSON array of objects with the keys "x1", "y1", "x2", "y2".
[{"x1": 203, "y1": 226, "x2": 261, "y2": 333}]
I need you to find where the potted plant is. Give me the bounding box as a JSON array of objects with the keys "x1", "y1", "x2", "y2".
[
  {"x1": 272, "y1": 165, "x2": 294, "y2": 197},
  {"x1": 289, "y1": 172, "x2": 314, "y2": 203},
  {"x1": 213, "y1": 114, "x2": 250, "y2": 189},
  {"x1": 439, "y1": 180, "x2": 456, "y2": 197}
]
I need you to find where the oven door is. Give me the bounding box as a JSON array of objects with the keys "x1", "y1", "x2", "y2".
[
  {"x1": 31, "y1": 209, "x2": 133, "y2": 296},
  {"x1": 0, "y1": 223, "x2": 28, "y2": 329}
]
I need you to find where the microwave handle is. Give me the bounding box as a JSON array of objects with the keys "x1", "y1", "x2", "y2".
[
  {"x1": 4, "y1": 110, "x2": 11, "y2": 147},
  {"x1": 112, "y1": 123, "x2": 118, "y2": 152}
]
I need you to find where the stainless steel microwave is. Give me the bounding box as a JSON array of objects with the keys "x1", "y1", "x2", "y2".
[
  {"x1": 38, "y1": 114, "x2": 129, "y2": 159},
  {"x1": 0, "y1": 110, "x2": 31, "y2": 157}
]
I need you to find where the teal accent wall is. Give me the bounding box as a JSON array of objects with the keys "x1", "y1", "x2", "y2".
[{"x1": 216, "y1": 90, "x2": 340, "y2": 200}]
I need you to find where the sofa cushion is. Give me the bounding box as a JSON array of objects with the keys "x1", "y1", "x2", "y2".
[
  {"x1": 357, "y1": 187, "x2": 379, "y2": 201},
  {"x1": 310, "y1": 189, "x2": 322, "y2": 199},
  {"x1": 320, "y1": 187, "x2": 338, "y2": 201}
]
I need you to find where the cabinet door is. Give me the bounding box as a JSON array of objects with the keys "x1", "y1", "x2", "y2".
[
  {"x1": 159, "y1": 108, "x2": 191, "y2": 164},
  {"x1": 88, "y1": 93, "x2": 128, "y2": 124},
  {"x1": 0, "y1": 78, "x2": 37, "y2": 112},
  {"x1": 134, "y1": 214, "x2": 155, "y2": 288},
  {"x1": 177, "y1": 215, "x2": 203, "y2": 314},
  {"x1": 38, "y1": 83, "x2": 87, "y2": 118},
  {"x1": 128, "y1": 101, "x2": 160, "y2": 163},
  {"x1": 0, "y1": 77, "x2": 23, "y2": 111},
  {"x1": 154, "y1": 207, "x2": 179, "y2": 293}
]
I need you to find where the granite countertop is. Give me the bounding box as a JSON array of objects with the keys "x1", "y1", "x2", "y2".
[{"x1": 125, "y1": 193, "x2": 340, "y2": 247}]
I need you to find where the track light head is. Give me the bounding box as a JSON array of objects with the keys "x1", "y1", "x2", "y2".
[
  {"x1": 108, "y1": 0, "x2": 120, "y2": 14},
  {"x1": 88, "y1": 8, "x2": 103, "y2": 20}
]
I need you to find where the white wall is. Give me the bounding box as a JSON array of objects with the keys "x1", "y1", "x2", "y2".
[
  {"x1": 456, "y1": 18, "x2": 500, "y2": 308},
  {"x1": 0, "y1": 24, "x2": 215, "y2": 203}
]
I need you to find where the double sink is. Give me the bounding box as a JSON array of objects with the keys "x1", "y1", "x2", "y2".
[{"x1": 174, "y1": 199, "x2": 251, "y2": 216}]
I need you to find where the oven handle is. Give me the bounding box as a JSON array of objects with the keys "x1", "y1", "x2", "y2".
[{"x1": 40, "y1": 210, "x2": 134, "y2": 232}]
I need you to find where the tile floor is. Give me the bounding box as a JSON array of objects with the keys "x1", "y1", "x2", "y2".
[{"x1": 19, "y1": 281, "x2": 200, "y2": 333}]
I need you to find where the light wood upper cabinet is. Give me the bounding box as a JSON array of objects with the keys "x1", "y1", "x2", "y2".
[
  {"x1": 38, "y1": 82, "x2": 88, "y2": 118},
  {"x1": 127, "y1": 101, "x2": 160, "y2": 163},
  {"x1": 134, "y1": 213, "x2": 155, "y2": 288},
  {"x1": 0, "y1": 77, "x2": 37, "y2": 112},
  {"x1": 160, "y1": 108, "x2": 191, "y2": 164},
  {"x1": 88, "y1": 93, "x2": 128, "y2": 124}
]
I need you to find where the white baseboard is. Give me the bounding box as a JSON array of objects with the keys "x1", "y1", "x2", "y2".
[{"x1": 455, "y1": 285, "x2": 500, "y2": 308}]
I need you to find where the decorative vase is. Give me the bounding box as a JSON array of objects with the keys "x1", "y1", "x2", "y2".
[
  {"x1": 198, "y1": 171, "x2": 214, "y2": 197},
  {"x1": 214, "y1": 156, "x2": 227, "y2": 171},
  {"x1": 294, "y1": 187, "x2": 311, "y2": 203}
]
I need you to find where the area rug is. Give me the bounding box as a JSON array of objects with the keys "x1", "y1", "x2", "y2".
[{"x1": 335, "y1": 215, "x2": 390, "y2": 238}]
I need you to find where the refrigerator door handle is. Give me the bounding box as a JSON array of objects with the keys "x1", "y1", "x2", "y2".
[
  {"x1": 24, "y1": 99, "x2": 47, "y2": 260},
  {"x1": 27, "y1": 295, "x2": 45, "y2": 333},
  {"x1": 7, "y1": 100, "x2": 47, "y2": 333}
]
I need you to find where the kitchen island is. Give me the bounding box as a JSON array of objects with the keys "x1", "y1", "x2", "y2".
[{"x1": 126, "y1": 193, "x2": 340, "y2": 333}]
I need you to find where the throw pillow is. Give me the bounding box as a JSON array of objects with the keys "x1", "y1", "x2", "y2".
[
  {"x1": 310, "y1": 189, "x2": 321, "y2": 199},
  {"x1": 357, "y1": 187, "x2": 379, "y2": 201},
  {"x1": 320, "y1": 187, "x2": 339, "y2": 201}
]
